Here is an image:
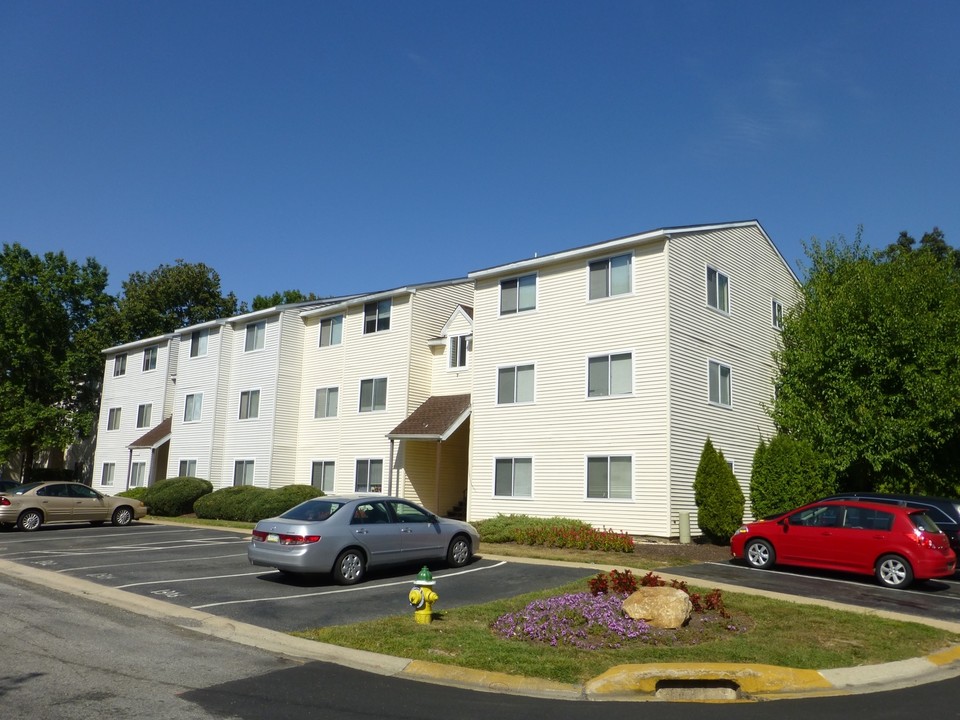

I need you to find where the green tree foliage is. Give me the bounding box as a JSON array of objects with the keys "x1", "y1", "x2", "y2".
[
  {"x1": 251, "y1": 289, "x2": 320, "y2": 311},
  {"x1": 693, "y1": 438, "x2": 744, "y2": 543},
  {"x1": 749, "y1": 435, "x2": 834, "y2": 519},
  {"x1": 0, "y1": 244, "x2": 116, "y2": 480},
  {"x1": 773, "y1": 230, "x2": 960, "y2": 496},
  {"x1": 116, "y1": 259, "x2": 240, "y2": 341}
]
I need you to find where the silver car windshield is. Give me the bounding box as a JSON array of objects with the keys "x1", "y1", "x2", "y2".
[{"x1": 281, "y1": 500, "x2": 345, "y2": 522}]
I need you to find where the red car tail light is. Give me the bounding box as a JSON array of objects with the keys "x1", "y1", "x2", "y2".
[
  {"x1": 0, "y1": 497, "x2": 10, "y2": 506},
  {"x1": 251, "y1": 529, "x2": 320, "y2": 545}
]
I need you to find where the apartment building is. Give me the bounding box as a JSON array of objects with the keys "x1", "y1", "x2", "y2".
[{"x1": 91, "y1": 220, "x2": 798, "y2": 536}]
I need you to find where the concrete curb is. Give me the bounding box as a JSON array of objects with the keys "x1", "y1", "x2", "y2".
[{"x1": 4, "y1": 547, "x2": 960, "y2": 702}]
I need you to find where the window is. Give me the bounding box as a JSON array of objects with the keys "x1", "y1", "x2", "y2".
[
  {"x1": 311, "y1": 461, "x2": 335, "y2": 492},
  {"x1": 190, "y1": 329, "x2": 208, "y2": 357},
  {"x1": 233, "y1": 460, "x2": 255, "y2": 486},
  {"x1": 178, "y1": 459, "x2": 197, "y2": 477},
  {"x1": 136, "y1": 403, "x2": 152, "y2": 428},
  {"x1": 184, "y1": 393, "x2": 203, "y2": 422},
  {"x1": 500, "y1": 274, "x2": 536, "y2": 315},
  {"x1": 107, "y1": 407, "x2": 121, "y2": 431},
  {"x1": 495, "y1": 458, "x2": 532, "y2": 497},
  {"x1": 589, "y1": 253, "x2": 632, "y2": 299},
  {"x1": 101, "y1": 463, "x2": 115, "y2": 486},
  {"x1": 449, "y1": 335, "x2": 469, "y2": 369},
  {"x1": 355, "y1": 459, "x2": 383, "y2": 493},
  {"x1": 142, "y1": 346, "x2": 158, "y2": 372},
  {"x1": 497, "y1": 364, "x2": 534, "y2": 404},
  {"x1": 587, "y1": 456, "x2": 632, "y2": 499},
  {"x1": 363, "y1": 299, "x2": 391, "y2": 334},
  {"x1": 587, "y1": 353, "x2": 632, "y2": 397},
  {"x1": 245, "y1": 320, "x2": 266, "y2": 351},
  {"x1": 359, "y1": 378, "x2": 387, "y2": 412},
  {"x1": 113, "y1": 354, "x2": 127, "y2": 377},
  {"x1": 319, "y1": 315, "x2": 343, "y2": 347},
  {"x1": 706, "y1": 266, "x2": 730, "y2": 313},
  {"x1": 239, "y1": 390, "x2": 260, "y2": 420},
  {"x1": 130, "y1": 462, "x2": 146, "y2": 488},
  {"x1": 314, "y1": 387, "x2": 339, "y2": 418},
  {"x1": 772, "y1": 299, "x2": 784, "y2": 330},
  {"x1": 709, "y1": 360, "x2": 732, "y2": 407}
]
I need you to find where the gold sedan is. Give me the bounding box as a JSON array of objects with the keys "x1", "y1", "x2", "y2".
[{"x1": 0, "y1": 481, "x2": 147, "y2": 531}]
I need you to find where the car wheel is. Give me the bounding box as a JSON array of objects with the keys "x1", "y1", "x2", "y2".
[
  {"x1": 17, "y1": 509, "x2": 43, "y2": 532},
  {"x1": 333, "y1": 548, "x2": 365, "y2": 585},
  {"x1": 876, "y1": 554, "x2": 914, "y2": 589},
  {"x1": 111, "y1": 506, "x2": 134, "y2": 527},
  {"x1": 744, "y1": 539, "x2": 775, "y2": 569},
  {"x1": 446, "y1": 534, "x2": 472, "y2": 568}
]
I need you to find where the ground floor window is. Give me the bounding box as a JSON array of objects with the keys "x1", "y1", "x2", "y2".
[
  {"x1": 311, "y1": 461, "x2": 335, "y2": 492},
  {"x1": 101, "y1": 463, "x2": 115, "y2": 486},
  {"x1": 355, "y1": 459, "x2": 383, "y2": 493},
  {"x1": 179, "y1": 459, "x2": 197, "y2": 477},
  {"x1": 494, "y1": 457, "x2": 532, "y2": 497},
  {"x1": 234, "y1": 460, "x2": 255, "y2": 486},
  {"x1": 586, "y1": 455, "x2": 632, "y2": 499},
  {"x1": 130, "y1": 462, "x2": 146, "y2": 488}
]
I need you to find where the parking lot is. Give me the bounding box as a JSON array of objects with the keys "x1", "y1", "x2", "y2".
[
  {"x1": 0, "y1": 521, "x2": 597, "y2": 632},
  {"x1": 5, "y1": 519, "x2": 960, "y2": 632}
]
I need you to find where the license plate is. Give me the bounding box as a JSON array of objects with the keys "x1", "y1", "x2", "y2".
[{"x1": 266, "y1": 533, "x2": 279, "y2": 543}]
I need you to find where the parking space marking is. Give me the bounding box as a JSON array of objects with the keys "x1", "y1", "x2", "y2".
[
  {"x1": 59, "y1": 553, "x2": 248, "y2": 573},
  {"x1": 3, "y1": 537, "x2": 248, "y2": 561},
  {"x1": 190, "y1": 560, "x2": 508, "y2": 610},
  {"x1": 115, "y1": 571, "x2": 265, "y2": 589}
]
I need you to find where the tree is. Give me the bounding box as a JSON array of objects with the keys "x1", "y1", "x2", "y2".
[
  {"x1": 250, "y1": 289, "x2": 320, "y2": 311},
  {"x1": 0, "y1": 244, "x2": 115, "y2": 481},
  {"x1": 693, "y1": 438, "x2": 744, "y2": 543},
  {"x1": 115, "y1": 260, "x2": 241, "y2": 342},
  {"x1": 773, "y1": 230, "x2": 960, "y2": 496},
  {"x1": 749, "y1": 435, "x2": 834, "y2": 519}
]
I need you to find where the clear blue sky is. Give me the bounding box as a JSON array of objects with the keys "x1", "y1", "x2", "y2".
[{"x1": 2, "y1": 1, "x2": 957, "y2": 304}]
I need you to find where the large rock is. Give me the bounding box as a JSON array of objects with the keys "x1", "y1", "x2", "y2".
[{"x1": 622, "y1": 587, "x2": 692, "y2": 629}]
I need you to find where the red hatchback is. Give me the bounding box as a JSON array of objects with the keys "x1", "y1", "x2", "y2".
[{"x1": 730, "y1": 499, "x2": 956, "y2": 589}]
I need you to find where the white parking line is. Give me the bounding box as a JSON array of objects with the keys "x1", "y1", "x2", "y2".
[
  {"x1": 59, "y1": 553, "x2": 248, "y2": 573},
  {"x1": 3, "y1": 537, "x2": 248, "y2": 560},
  {"x1": 115, "y1": 571, "x2": 265, "y2": 588},
  {"x1": 190, "y1": 560, "x2": 508, "y2": 610}
]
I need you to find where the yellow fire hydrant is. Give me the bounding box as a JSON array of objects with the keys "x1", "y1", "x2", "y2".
[{"x1": 408, "y1": 566, "x2": 438, "y2": 624}]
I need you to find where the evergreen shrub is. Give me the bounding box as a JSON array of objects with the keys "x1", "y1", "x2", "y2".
[
  {"x1": 143, "y1": 477, "x2": 213, "y2": 516},
  {"x1": 693, "y1": 438, "x2": 745, "y2": 544}
]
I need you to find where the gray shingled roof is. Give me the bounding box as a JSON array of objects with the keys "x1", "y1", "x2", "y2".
[{"x1": 387, "y1": 394, "x2": 471, "y2": 440}]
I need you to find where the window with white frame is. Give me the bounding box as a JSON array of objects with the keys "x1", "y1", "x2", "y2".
[
  {"x1": 184, "y1": 393, "x2": 203, "y2": 422},
  {"x1": 113, "y1": 354, "x2": 127, "y2": 377},
  {"x1": 239, "y1": 390, "x2": 260, "y2": 420},
  {"x1": 709, "y1": 360, "x2": 732, "y2": 407},
  {"x1": 136, "y1": 403, "x2": 152, "y2": 428},
  {"x1": 311, "y1": 460, "x2": 335, "y2": 492},
  {"x1": 319, "y1": 315, "x2": 344, "y2": 347},
  {"x1": 190, "y1": 329, "x2": 208, "y2": 357},
  {"x1": 587, "y1": 352, "x2": 632, "y2": 397},
  {"x1": 589, "y1": 253, "x2": 632, "y2": 300},
  {"x1": 245, "y1": 320, "x2": 266, "y2": 351},
  {"x1": 363, "y1": 299, "x2": 391, "y2": 334},
  {"x1": 142, "y1": 346, "x2": 158, "y2": 371},
  {"x1": 500, "y1": 274, "x2": 536, "y2": 315},
  {"x1": 586, "y1": 456, "x2": 632, "y2": 499},
  {"x1": 130, "y1": 462, "x2": 146, "y2": 487},
  {"x1": 706, "y1": 266, "x2": 730, "y2": 313},
  {"x1": 101, "y1": 463, "x2": 115, "y2": 486},
  {"x1": 233, "y1": 460, "x2": 255, "y2": 486},
  {"x1": 359, "y1": 378, "x2": 387, "y2": 412},
  {"x1": 315, "y1": 387, "x2": 339, "y2": 418},
  {"x1": 107, "y1": 407, "x2": 121, "y2": 431},
  {"x1": 494, "y1": 458, "x2": 532, "y2": 497},
  {"x1": 355, "y1": 459, "x2": 383, "y2": 492},
  {"x1": 178, "y1": 459, "x2": 197, "y2": 477},
  {"x1": 772, "y1": 299, "x2": 784, "y2": 330},
  {"x1": 497, "y1": 364, "x2": 534, "y2": 404},
  {"x1": 449, "y1": 335, "x2": 469, "y2": 369}
]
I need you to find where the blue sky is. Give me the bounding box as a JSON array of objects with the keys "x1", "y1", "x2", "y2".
[{"x1": 2, "y1": 1, "x2": 957, "y2": 304}]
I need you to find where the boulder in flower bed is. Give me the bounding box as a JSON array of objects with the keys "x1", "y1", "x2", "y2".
[{"x1": 622, "y1": 586, "x2": 692, "y2": 629}]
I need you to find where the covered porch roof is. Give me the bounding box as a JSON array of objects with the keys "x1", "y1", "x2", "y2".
[{"x1": 387, "y1": 394, "x2": 471, "y2": 442}]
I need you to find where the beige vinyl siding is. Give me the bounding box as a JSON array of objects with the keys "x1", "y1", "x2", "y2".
[
  {"x1": 666, "y1": 226, "x2": 800, "y2": 530},
  {"x1": 269, "y1": 311, "x2": 306, "y2": 486},
  {"x1": 469, "y1": 242, "x2": 672, "y2": 534},
  {"x1": 432, "y1": 308, "x2": 474, "y2": 396},
  {"x1": 398, "y1": 422, "x2": 470, "y2": 512},
  {"x1": 407, "y1": 283, "x2": 473, "y2": 410}
]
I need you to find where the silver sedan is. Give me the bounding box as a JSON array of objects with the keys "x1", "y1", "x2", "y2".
[{"x1": 247, "y1": 495, "x2": 480, "y2": 584}]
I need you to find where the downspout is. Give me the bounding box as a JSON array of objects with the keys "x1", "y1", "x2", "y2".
[{"x1": 388, "y1": 438, "x2": 395, "y2": 496}]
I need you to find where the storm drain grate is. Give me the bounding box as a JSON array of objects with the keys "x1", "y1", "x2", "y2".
[{"x1": 654, "y1": 679, "x2": 742, "y2": 701}]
